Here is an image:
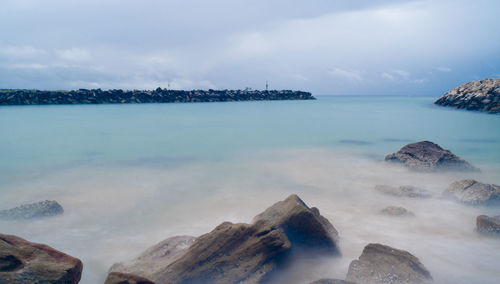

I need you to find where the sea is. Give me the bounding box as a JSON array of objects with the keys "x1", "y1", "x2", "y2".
[{"x1": 1, "y1": 96, "x2": 499, "y2": 283}]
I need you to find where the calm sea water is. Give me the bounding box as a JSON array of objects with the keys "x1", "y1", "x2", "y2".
[{"x1": 1, "y1": 96, "x2": 499, "y2": 283}]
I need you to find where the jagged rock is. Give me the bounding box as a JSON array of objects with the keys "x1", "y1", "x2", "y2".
[
  {"x1": 346, "y1": 243, "x2": 432, "y2": 284},
  {"x1": 434, "y1": 78, "x2": 500, "y2": 113},
  {"x1": 476, "y1": 215, "x2": 500, "y2": 236},
  {"x1": 442, "y1": 179, "x2": 500, "y2": 205},
  {"x1": 0, "y1": 234, "x2": 82, "y2": 284},
  {"x1": 385, "y1": 141, "x2": 476, "y2": 172},
  {"x1": 374, "y1": 185, "x2": 432, "y2": 198},
  {"x1": 310, "y1": 279, "x2": 354, "y2": 284},
  {"x1": 0, "y1": 200, "x2": 63, "y2": 220},
  {"x1": 104, "y1": 272, "x2": 156, "y2": 284},
  {"x1": 111, "y1": 194, "x2": 340, "y2": 284},
  {"x1": 380, "y1": 206, "x2": 415, "y2": 217}
]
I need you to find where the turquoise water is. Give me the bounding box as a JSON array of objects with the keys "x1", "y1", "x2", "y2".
[{"x1": 1, "y1": 96, "x2": 499, "y2": 284}]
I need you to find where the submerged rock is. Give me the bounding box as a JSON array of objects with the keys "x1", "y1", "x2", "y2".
[
  {"x1": 346, "y1": 243, "x2": 432, "y2": 284},
  {"x1": 0, "y1": 200, "x2": 63, "y2": 220},
  {"x1": 104, "y1": 272, "x2": 155, "y2": 284},
  {"x1": 442, "y1": 179, "x2": 500, "y2": 205},
  {"x1": 385, "y1": 141, "x2": 476, "y2": 172},
  {"x1": 434, "y1": 78, "x2": 500, "y2": 114},
  {"x1": 310, "y1": 279, "x2": 354, "y2": 284},
  {"x1": 380, "y1": 206, "x2": 415, "y2": 217},
  {"x1": 476, "y1": 215, "x2": 500, "y2": 236},
  {"x1": 0, "y1": 234, "x2": 82, "y2": 284},
  {"x1": 111, "y1": 194, "x2": 340, "y2": 284},
  {"x1": 374, "y1": 185, "x2": 432, "y2": 198}
]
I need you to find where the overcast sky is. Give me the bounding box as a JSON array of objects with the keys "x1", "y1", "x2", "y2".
[{"x1": 0, "y1": 0, "x2": 499, "y2": 95}]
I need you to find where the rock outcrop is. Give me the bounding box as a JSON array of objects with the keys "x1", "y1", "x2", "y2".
[
  {"x1": 0, "y1": 234, "x2": 82, "y2": 284},
  {"x1": 0, "y1": 88, "x2": 315, "y2": 105},
  {"x1": 442, "y1": 179, "x2": 500, "y2": 206},
  {"x1": 374, "y1": 185, "x2": 432, "y2": 198},
  {"x1": 0, "y1": 200, "x2": 63, "y2": 220},
  {"x1": 476, "y1": 215, "x2": 500, "y2": 236},
  {"x1": 104, "y1": 272, "x2": 156, "y2": 284},
  {"x1": 111, "y1": 194, "x2": 340, "y2": 284},
  {"x1": 380, "y1": 206, "x2": 415, "y2": 217},
  {"x1": 346, "y1": 243, "x2": 432, "y2": 284},
  {"x1": 434, "y1": 78, "x2": 500, "y2": 114},
  {"x1": 385, "y1": 141, "x2": 476, "y2": 172}
]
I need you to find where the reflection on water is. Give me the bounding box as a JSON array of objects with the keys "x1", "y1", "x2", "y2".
[{"x1": 1, "y1": 148, "x2": 499, "y2": 284}]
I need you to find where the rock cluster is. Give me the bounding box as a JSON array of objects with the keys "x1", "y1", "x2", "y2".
[
  {"x1": 442, "y1": 179, "x2": 500, "y2": 206},
  {"x1": 0, "y1": 88, "x2": 315, "y2": 105},
  {"x1": 476, "y1": 215, "x2": 500, "y2": 236},
  {"x1": 434, "y1": 78, "x2": 500, "y2": 113},
  {"x1": 0, "y1": 200, "x2": 63, "y2": 220},
  {"x1": 385, "y1": 141, "x2": 476, "y2": 172},
  {"x1": 346, "y1": 243, "x2": 432, "y2": 284},
  {"x1": 110, "y1": 194, "x2": 340, "y2": 284},
  {"x1": 0, "y1": 234, "x2": 83, "y2": 284}
]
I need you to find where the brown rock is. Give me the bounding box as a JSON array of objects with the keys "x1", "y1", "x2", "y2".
[
  {"x1": 380, "y1": 206, "x2": 415, "y2": 217},
  {"x1": 0, "y1": 234, "x2": 83, "y2": 284},
  {"x1": 476, "y1": 215, "x2": 500, "y2": 236}
]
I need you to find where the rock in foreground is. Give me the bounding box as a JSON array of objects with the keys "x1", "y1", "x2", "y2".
[
  {"x1": 476, "y1": 215, "x2": 500, "y2": 236},
  {"x1": 104, "y1": 272, "x2": 155, "y2": 284},
  {"x1": 442, "y1": 179, "x2": 500, "y2": 206},
  {"x1": 385, "y1": 141, "x2": 476, "y2": 172},
  {"x1": 375, "y1": 185, "x2": 432, "y2": 198},
  {"x1": 434, "y1": 78, "x2": 500, "y2": 114},
  {"x1": 346, "y1": 243, "x2": 432, "y2": 284},
  {"x1": 0, "y1": 200, "x2": 63, "y2": 220},
  {"x1": 0, "y1": 234, "x2": 82, "y2": 284},
  {"x1": 111, "y1": 194, "x2": 340, "y2": 284},
  {"x1": 380, "y1": 206, "x2": 415, "y2": 217}
]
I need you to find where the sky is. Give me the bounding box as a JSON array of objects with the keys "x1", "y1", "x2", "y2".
[{"x1": 0, "y1": 0, "x2": 499, "y2": 95}]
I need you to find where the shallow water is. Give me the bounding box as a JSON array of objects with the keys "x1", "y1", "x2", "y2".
[{"x1": 0, "y1": 96, "x2": 499, "y2": 283}]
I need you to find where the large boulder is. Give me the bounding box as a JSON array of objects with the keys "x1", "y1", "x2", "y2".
[
  {"x1": 0, "y1": 234, "x2": 82, "y2": 284},
  {"x1": 104, "y1": 272, "x2": 156, "y2": 284},
  {"x1": 346, "y1": 243, "x2": 432, "y2": 284},
  {"x1": 0, "y1": 200, "x2": 63, "y2": 220},
  {"x1": 111, "y1": 194, "x2": 340, "y2": 284},
  {"x1": 374, "y1": 185, "x2": 432, "y2": 198},
  {"x1": 476, "y1": 215, "x2": 500, "y2": 236},
  {"x1": 442, "y1": 179, "x2": 500, "y2": 205},
  {"x1": 385, "y1": 141, "x2": 476, "y2": 172},
  {"x1": 434, "y1": 78, "x2": 500, "y2": 113}
]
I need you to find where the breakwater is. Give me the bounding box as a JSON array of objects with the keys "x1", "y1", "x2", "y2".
[{"x1": 0, "y1": 88, "x2": 315, "y2": 105}]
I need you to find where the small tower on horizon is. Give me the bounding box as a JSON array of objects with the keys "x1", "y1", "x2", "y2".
[{"x1": 266, "y1": 81, "x2": 268, "y2": 91}]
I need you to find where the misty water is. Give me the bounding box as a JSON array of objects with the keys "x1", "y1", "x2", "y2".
[{"x1": 1, "y1": 96, "x2": 499, "y2": 283}]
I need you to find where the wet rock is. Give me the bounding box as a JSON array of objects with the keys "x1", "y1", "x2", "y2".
[
  {"x1": 0, "y1": 200, "x2": 63, "y2": 220},
  {"x1": 476, "y1": 215, "x2": 500, "y2": 236},
  {"x1": 442, "y1": 179, "x2": 500, "y2": 205},
  {"x1": 111, "y1": 194, "x2": 340, "y2": 284},
  {"x1": 309, "y1": 279, "x2": 354, "y2": 284},
  {"x1": 346, "y1": 243, "x2": 432, "y2": 284},
  {"x1": 104, "y1": 272, "x2": 156, "y2": 284},
  {"x1": 374, "y1": 185, "x2": 432, "y2": 198},
  {"x1": 385, "y1": 141, "x2": 476, "y2": 172},
  {"x1": 434, "y1": 78, "x2": 500, "y2": 114},
  {"x1": 0, "y1": 234, "x2": 82, "y2": 284},
  {"x1": 380, "y1": 206, "x2": 415, "y2": 217}
]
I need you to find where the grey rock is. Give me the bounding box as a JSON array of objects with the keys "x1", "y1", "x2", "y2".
[
  {"x1": 435, "y1": 78, "x2": 500, "y2": 113},
  {"x1": 380, "y1": 206, "x2": 415, "y2": 217},
  {"x1": 375, "y1": 185, "x2": 432, "y2": 198},
  {"x1": 346, "y1": 243, "x2": 432, "y2": 284},
  {"x1": 0, "y1": 200, "x2": 63, "y2": 220},
  {"x1": 442, "y1": 179, "x2": 500, "y2": 205},
  {"x1": 385, "y1": 141, "x2": 476, "y2": 172},
  {"x1": 476, "y1": 215, "x2": 500, "y2": 236},
  {"x1": 104, "y1": 272, "x2": 156, "y2": 284}
]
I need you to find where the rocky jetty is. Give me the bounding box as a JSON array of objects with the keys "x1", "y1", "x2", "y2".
[
  {"x1": 434, "y1": 78, "x2": 500, "y2": 113},
  {"x1": 110, "y1": 194, "x2": 340, "y2": 284},
  {"x1": 385, "y1": 141, "x2": 476, "y2": 172},
  {"x1": 0, "y1": 88, "x2": 315, "y2": 105},
  {"x1": 346, "y1": 243, "x2": 432, "y2": 284},
  {"x1": 0, "y1": 200, "x2": 63, "y2": 220},
  {"x1": 374, "y1": 185, "x2": 432, "y2": 198},
  {"x1": 104, "y1": 272, "x2": 156, "y2": 284},
  {"x1": 0, "y1": 233, "x2": 83, "y2": 283},
  {"x1": 380, "y1": 206, "x2": 415, "y2": 217},
  {"x1": 476, "y1": 215, "x2": 500, "y2": 236},
  {"x1": 442, "y1": 179, "x2": 500, "y2": 206}
]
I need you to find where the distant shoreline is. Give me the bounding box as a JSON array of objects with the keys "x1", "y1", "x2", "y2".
[{"x1": 0, "y1": 88, "x2": 315, "y2": 105}]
